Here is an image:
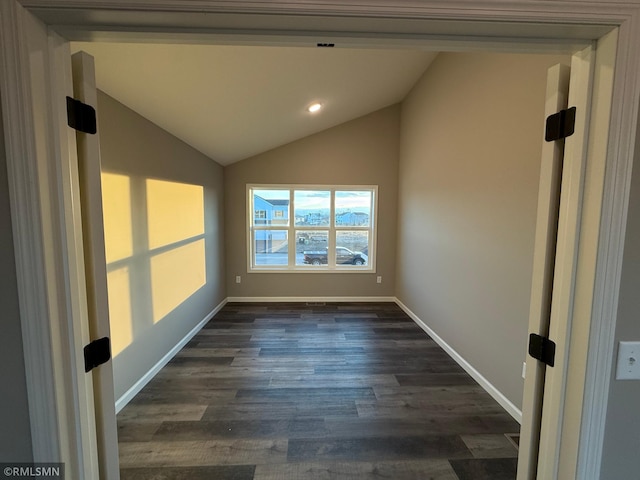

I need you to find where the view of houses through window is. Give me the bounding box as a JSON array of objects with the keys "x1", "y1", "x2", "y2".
[{"x1": 248, "y1": 185, "x2": 376, "y2": 271}]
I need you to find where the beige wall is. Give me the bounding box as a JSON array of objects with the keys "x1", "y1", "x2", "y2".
[
  {"x1": 225, "y1": 105, "x2": 400, "y2": 298},
  {"x1": 0, "y1": 95, "x2": 33, "y2": 461},
  {"x1": 97, "y1": 91, "x2": 226, "y2": 399},
  {"x1": 396, "y1": 52, "x2": 569, "y2": 410}
]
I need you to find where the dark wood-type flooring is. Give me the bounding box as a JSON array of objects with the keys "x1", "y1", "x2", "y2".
[{"x1": 118, "y1": 302, "x2": 520, "y2": 479}]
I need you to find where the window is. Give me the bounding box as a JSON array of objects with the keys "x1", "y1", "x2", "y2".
[{"x1": 248, "y1": 185, "x2": 377, "y2": 271}]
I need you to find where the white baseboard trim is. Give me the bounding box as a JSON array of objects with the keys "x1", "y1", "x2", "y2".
[
  {"x1": 115, "y1": 298, "x2": 228, "y2": 413},
  {"x1": 227, "y1": 296, "x2": 397, "y2": 303},
  {"x1": 395, "y1": 298, "x2": 523, "y2": 424}
]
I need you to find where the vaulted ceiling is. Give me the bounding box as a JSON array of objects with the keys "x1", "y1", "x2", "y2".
[{"x1": 72, "y1": 42, "x2": 437, "y2": 165}]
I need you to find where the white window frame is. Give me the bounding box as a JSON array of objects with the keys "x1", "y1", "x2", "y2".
[{"x1": 247, "y1": 184, "x2": 377, "y2": 273}]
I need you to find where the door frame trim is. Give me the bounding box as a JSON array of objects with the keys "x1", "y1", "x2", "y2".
[
  {"x1": 2, "y1": 1, "x2": 640, "y2": 478},
  {"x1": 0, "y1": 2, "x2": 62, "y2": 463}
]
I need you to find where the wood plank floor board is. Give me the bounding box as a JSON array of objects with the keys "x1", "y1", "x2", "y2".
[
  {"x1": 334, "y1": 316, "x2": 413, "y2": 323},
  {"x1": 117, "y1": 302, "x2": 520, "y2": 479},
  {"x1": 194, "y1": 340, "x2": 299, "y2": 349},
  {"x1": 355, "y1": 399, "x2": 507, "y2": 418},
  {"x1": 449, "y1": 458, "x2": 518, "y2": 480},
  {"x1": 248, "y1": 337, "x2": 348, "y2": 345},
  {"x1": 166, "y1": 356, "x2": 235, "y2": 367},
  {"x1": 201, "y1": 317, "x2": 256, "y2": 325},
  {"x1": 119, "y1": 439, "x2": 288, "y2": 467},
  {"x1": 229, "y1": 356, "x2": 351, "y2": 368},
  {"x1": 313, "y1": 363, "x2": 467, "y2": 375},
  {"x1": 235, "y1": 387, "x2": 377, "y2": 401},
  {"x1": 120, "y1": 465, "x2": 256, "y2": 480},
  {"x1": 286, "y1": 434, "x2": 471, "y2": 462},
  {"x1": 196, "y1": 327, "x2": 287, "y2": 334},
  {"x1": 201, "y1": 400, "x2": 360, "y2": 421},
  {"x1": 158, "y1": 366, "x2": 316, "y2": 377},
  {"x1": 395, "y1": 373, "x2": 480, "y2": 387},
  {"x1": 323, "y1": 415, "x2": 518, "y2": 438},
  {"x1": 118, "y1": 422, "x2": 162, "y2": 443},
  {"x1": 259, "y1": 347, "x2": 366, "y2": 356},
  {"x1": 175, "y1": 347, "x2": 261, "y2": 357},
  {"x1": 253, "y1": 459, "x2": 459, "y2": 480},
  {"x1": 460, "y1": 434, "x2": 519, "y2": 459},
  {"x1": 153, "y1": 419, "x2": 328, "y2": 441},
  {"x1": 129, "y1": 389, "x2": 237, "y2": 406},
  {"x1": 258, "y1": 345, "x2": 450, "y2": 357},
  {"x1": 118, "y1": 404, "x2": 208, "y2": 423},
  {"x1": 192, "y1": 333, "x2": 253, "y2": 342},
  {"x1": 267, "y1": 373, "x2": 400, "y2": 389},
  {"x1": 145, "y1": 376, "x2": 271, "y2": 390},
  {"x1": 372, "y1": 384, "x2": 500, "y2": 400}
]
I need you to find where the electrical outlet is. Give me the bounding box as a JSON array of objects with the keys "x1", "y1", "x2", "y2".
[
  {"x1": 377, "y1": 276, "x2": 382, "y2": 284},
  {"x1": 616, "y1": 341, "x2": 640, "y2": 380},
  {"x1": 235, "y1": 276, "x2": 241, "y2": 284}
]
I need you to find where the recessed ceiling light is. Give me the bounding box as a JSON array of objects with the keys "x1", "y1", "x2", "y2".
[{"x1": 307, "y1": 103, "x2": 323, "y2": 113}]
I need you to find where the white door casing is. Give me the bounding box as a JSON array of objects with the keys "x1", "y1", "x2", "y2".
[
  {"x1": 560, "y1": 28, "x2": 617, "y2": 480},
  {"x1": 0, "y1": 2, "x2": 100, "y2": 477}
]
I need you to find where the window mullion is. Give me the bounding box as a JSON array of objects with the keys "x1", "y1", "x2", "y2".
[
  {"x1": 329, "y1": 189, "x2": 336, "y2": 268},
  {"x1": 288, "y1": 189, "x2": 294, "y2": 269}
]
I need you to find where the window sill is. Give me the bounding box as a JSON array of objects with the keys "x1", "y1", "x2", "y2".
[{"x1": 248, "y1": 266, "x2": 375, "y2": 274}]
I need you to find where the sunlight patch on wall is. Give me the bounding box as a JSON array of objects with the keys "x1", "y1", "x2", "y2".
[
  {"x1": 107, "y1": 266, "x2": 133, "y2": 356},
  {"x1": 150, "y1": 239, "x2": 206, "y2": 323},
  {"x1": 146, "y1": 179, "x2": 205, "y2": 249},
  {"x1": 101, "y1": 173, "x2": 133, "y2": 264}
]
